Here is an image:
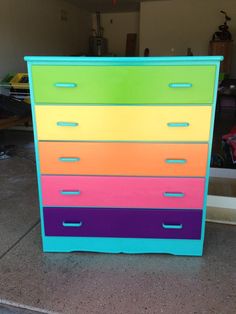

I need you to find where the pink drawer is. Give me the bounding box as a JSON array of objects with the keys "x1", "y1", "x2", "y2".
[{"x1": 41, "y1": 176, "x2": 205, "y2": 209}]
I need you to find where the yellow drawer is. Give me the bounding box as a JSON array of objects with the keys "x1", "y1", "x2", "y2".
[
  {"x1": 31, "y1": 65, "x2": 216, "y2": 104},
  {"x1": 35, "y1": 105, "x2": 212, "y2": 142}
]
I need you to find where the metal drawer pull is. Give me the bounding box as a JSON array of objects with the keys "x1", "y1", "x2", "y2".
[
  {"x1": 59, "y1": 157, "x2": 80, "y2": 162},
  {"x1": 60, "y1": 190, "x2": 81, "y2": 195},
  {"x1": 163, "y1": 192, "x2": 185, "y2": 198},
  {"x1": 167, "y1": 122, "x2": 190, "y2": 127},
  {"x1": 63, "y1": 221, "x2": 83, "y2": 227},
  {"x1": 57, "y1": 121, "x2": 79, "y2": 127},
  {"x1": 55, "y1": 83, "x2": 77, "y2": 88},
  {"x1": 169, "y1": 83, "x2": 192, "y2": 88},
  {"x1": 165, "y1": 159, "x2": 187, "y2": 164},
  {"x1": 162, "y1": 223, "x2": 183, "y2": 230}
]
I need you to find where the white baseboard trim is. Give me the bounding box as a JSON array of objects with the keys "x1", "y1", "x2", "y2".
[
  {"x1": 207, "y1": 195, "x2": 236, "y2": 209},
  {"x1": 207, "y1": 195, "x2": 236, "y2": 225},
  {"x1": 210, "y1": 167, "x2": 236, "y2": 179}
]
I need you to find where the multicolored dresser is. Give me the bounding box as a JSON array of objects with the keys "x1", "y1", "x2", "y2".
[{"x1": 25, "y1": 56, "x2": 223, "y2": 256}]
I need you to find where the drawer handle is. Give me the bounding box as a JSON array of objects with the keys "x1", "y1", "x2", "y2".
[
  {"x1": 169, "y1": 83, "x2": 192, "y2": 88},
  {"x1": 59, "y1": 157, "x2": 80, "y2": 162},
  {"x1": 55, "y1": 83, "x2": 77, "y2": 88},
  {"x1": 165, "y1": 159, "x2": 187, "y2": 164},
  {"x1": 60, "y1": 190, "x2": 81, "y2": 195},
  {"x1": 63, "y1": 221, "x2": 83, "y2": 228},
  {"x1": 162, "y1": 223, "x2": 183, "y2": 230},
  {"x1": 167, "y1": 122, "x2": 190, "y2": 127},
  {"x1": 163, "y1": 192, "x2": 185, "y2": 198},
  {"x1": 57, "y1": 121, "x2": 79, "y2": 127}
]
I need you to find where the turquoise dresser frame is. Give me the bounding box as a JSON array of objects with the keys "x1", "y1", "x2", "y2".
[{"x1": 25, "y1": 56, "x2": 223, "y2": 256}]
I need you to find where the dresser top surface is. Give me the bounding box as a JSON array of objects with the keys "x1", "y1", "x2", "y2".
[{"x1": 24, "y1": 56, "x2": 223, "y2": 64}]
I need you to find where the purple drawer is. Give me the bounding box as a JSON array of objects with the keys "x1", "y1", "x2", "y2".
[{"x1": 43, "y1": 207, "x2": 202, "y2": 239}]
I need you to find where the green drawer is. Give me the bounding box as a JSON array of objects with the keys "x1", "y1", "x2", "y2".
[{"x1": 31, "y1": 65, "x2": 216, "y2": 104}]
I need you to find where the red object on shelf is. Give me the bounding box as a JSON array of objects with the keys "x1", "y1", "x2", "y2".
[
  {"x1": 222, "y1": 126, "x2": 236, "y2": 140},
  {"x1": 230, "y1": 141, "x2": 236, "y2": 162},
  {"x1": 112, "y1": 0, "x2": 117, "y2": 5},
  {"x1": 222, "y1": 125, "x2": 236, "y2": 163}
]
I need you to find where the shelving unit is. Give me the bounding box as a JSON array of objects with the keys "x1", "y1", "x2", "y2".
[{"x1": 0, "y1": 73, "x2": 31, "y2": 130}]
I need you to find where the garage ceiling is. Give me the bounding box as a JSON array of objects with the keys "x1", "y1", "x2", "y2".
[{"x1": 66, "y1": 0, "x2": 168, "y2": 13}]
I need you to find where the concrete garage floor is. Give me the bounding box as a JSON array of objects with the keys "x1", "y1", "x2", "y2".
[{"x1": 0, "y1": 131, "x2": 236, "y2": 314}]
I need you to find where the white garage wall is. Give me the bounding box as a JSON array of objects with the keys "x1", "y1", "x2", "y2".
[
  {"x1": 140, "y1": 0, "x2": 236, "y2": 75},
  {"x1": 0, "y1": 0, "x2": 91, "y2": 79}
]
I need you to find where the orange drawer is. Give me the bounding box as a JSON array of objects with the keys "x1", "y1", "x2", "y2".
[{"x1": 38, "y1": 142, "x2": 208, "y2": 177}]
